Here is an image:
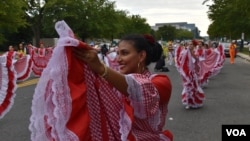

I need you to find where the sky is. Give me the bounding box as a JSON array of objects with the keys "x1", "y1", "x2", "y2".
[{"x1": 113, "y1": 0, "x2": 212, "y2": 36}]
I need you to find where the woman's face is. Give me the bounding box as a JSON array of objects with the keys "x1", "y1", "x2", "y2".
[
  {"x1": 9, "y1": 46, "x2": 13, "y2": 51},
  {"x1": 188, "y1": 42, "x2": 194, "y2": 50},
  {"x1": 198, "y1": 42, "x2": 203, "y2": 48},
  {"x1": 40, "y1": 43, "x2": 44, "y2": 48},
  {"x1": 116, "y1": 40, "x2": 144, "y2": 74},
  {"x1": 19, "y1": 44, "x2": 23, "y2": 49}
]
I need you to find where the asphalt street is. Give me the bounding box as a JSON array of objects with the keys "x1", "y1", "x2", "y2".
[
  {"x1": 0, "y1": 57, "x2": 250, "y2": 141},
  {"x1": 165, "y1": 57, "x2": 250, "y2": 141}
]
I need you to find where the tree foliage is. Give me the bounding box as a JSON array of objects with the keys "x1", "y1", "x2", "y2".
[
  {"x1": 205, "y1": 0, "x2": 250, "y2": 40},
  {"x1": 120, "y1": 15, "x2": 151, "y2": 36},
  {"x1": 22, "y1": 0, "x2": 151, "y2": 46},
  {"x1": 156, "y1": 25, "x2": 176, "y2": 41},
  {"x1": 175, "y1": 29, "x2": 194, "y2": 40},
  {"x1": 155, "y1": 25, "x2": 193, "y2": 41},
  {"x1": 0, "y1": 0, "x2": 156, "y2": 48},
  {"x1": 0, "y1": 0, "x2": 27, "y2": 45}
]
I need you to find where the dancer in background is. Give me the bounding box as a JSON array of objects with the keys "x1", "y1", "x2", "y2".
[
  {"x1": 155, "y1": 54, "x2": 169, "y2": 72},
  {"x1": 229, "y1": 41, "x2": 236, "y2": 64},
  {"x1": 175, "y1": 40, "x2": 205, "y2": 109},
  {"x1": 17, "y1": 42, "x2": 26, "y2": 58},
  {"x1": 29, "y1": 42, "x2": 53, "y2": 77},
  {"x1": 167, "y1": 42, "x2": 174, "y2": 66},
  {"x1": 0, "y1": 45, "x2": 17, "y2": 119},
  {"x1": 104, "y1": 46, "x2": 120, "y2": 71},
  {"x1": 8, "y1": 42, "x2": 33, "y2": 82},
  {"x1": 205, "y1": 43, "x2": 225, "y2": 80}
]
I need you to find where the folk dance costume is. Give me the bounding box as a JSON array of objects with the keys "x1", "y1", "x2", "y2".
[
  {"x1": 14, "y1": 51, "x2": 33, "y2": 82},
  {"x1": 29, "y1": 21, "x2": 173, "y2": 141},
  {"x1": 194, "y1": 47, "x2": 219, "y2": 87},
  {"x1": 0, "y1": 51, "x2": 17, "y2": 119},
  {"x1": 17, "y1": 48, "x2": 26, "y2": 58},
  {"x1": 2, "y1": 50, "x2": 33, "y2": 82},
  {"x1": 29, "y1": 45, "x2": 53, "y2": 77},
  {"x1": 167, "y1": 43, "x2": 174, "y2": 66},
  {"x1": 209, "y1": 44, "x2": 225, "y2": 78},
  {"x1": 196, "y1": 44, "x2": 225, "y2": 87},
  {"x1": 175, "y1": 45, "x2": 205, "y2": 109},
  {"x1": 104, "y1": 51, "x2": 119, "y2": 71}
]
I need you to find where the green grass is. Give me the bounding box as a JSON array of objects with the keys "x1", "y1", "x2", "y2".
[{"x1": 239, "y1": 47, "x2": 249, "y2": 55}]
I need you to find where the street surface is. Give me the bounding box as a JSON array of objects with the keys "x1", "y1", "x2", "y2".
[
  {"x1": 165, "y1": 57, "x2": 250, "y2": 141},
  {"x1": 0, "y1": 57, "x2": 250, "y2": 141}
]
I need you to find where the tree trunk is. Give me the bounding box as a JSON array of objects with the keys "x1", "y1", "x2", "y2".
[{"x1": 32, "y1": 23, "x2": 41, "y2": 47}]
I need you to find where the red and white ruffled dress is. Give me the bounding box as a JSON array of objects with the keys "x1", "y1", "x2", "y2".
[
  {"x1": 194, "y1": 48, "x2": 220, "y2": 87},
  {"x1": 30, "y1": 46, "x2": 53, "y2": 77},
  {"x1": 209, "y1": 45, "x2": 225, "y2": 78},
  {"x1": 29, "y1": 21, "x2": 173, "y2": 141},
  {"x1": 0, "y1": 51, "x2": 17, "y2": 119},
  {"x1": 14, "y1": 53, "x2": 33, "y2": 82},
  {"x1": 175, "y1": 46, "x2": 205, "y2": 108}
]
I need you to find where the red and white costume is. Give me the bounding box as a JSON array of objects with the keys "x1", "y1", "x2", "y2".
[
  {"x1": 175, "y1": 45, "x2": 205, "y2": 108},
  {"x1": 209, "y1": 44, "x2": 225, "y2": 78},
  {"x1": 104, "y1": 50, "x2": 119, "y2": 71},
  {"x1": 29, "y1": 21, "x2": 173, "y2": 141},
  {"x1": 0, "y1": 51, "x2": 17, "y2": 119},
  {"x1": 2, "y1": 50, "x2": 33, "y2": 82},
  {"x1": 29, "y1": 45, "x2": 53, "y2": 77},
  {"x1": 194, "y1": 47, "x2": 219, "y2": 87},
  {"x1": 14, "y1": 53, "x2": 33, "y2": 82}
]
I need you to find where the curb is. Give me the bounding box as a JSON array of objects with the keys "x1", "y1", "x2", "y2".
[{"x1": 237, "y1": 53, "x2": 250, "y2": 62}]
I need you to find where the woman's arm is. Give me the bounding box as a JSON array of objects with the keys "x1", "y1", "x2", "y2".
[
  {"x1": 73, "y1": 48, "x2": 129, "y2": 96},
  {"x1": 102, "y1": 65, "x2": 129, "y2": 96}
]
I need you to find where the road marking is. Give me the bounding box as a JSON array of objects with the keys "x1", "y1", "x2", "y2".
[{"x1": 17, "y1": 78, "x2": 39, "y2": 88}]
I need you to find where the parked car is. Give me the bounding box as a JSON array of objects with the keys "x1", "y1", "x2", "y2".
[
  {"x1": 236, "y1": 39, "x2": 249, "y2": 45},
  {"x1": 219, "y1": 42, "x2": 237, "y2": 57}
]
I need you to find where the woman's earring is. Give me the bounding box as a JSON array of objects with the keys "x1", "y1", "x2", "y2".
[
  {"x1": 142, "y1": 66, "x2": 145, "y2": 73},
  {"x1": 138, "y1": 62, "x2": 144, "y2": 73}
]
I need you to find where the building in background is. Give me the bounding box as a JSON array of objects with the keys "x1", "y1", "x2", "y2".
[{"x1": 151, "y1": 22, "x2": 201, "y2": 39}]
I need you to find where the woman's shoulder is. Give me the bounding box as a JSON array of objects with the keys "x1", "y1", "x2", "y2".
[
  {"x1": 150, "y1": 74, "x2": 172, "y2": 104},
  {"x1": 150, "y1": 74, "x2": 171, "y2": 87}
]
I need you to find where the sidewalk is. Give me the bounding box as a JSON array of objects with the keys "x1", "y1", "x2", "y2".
[{"x1": 237, "y1": 52, "x2": 250, "y2": 62}]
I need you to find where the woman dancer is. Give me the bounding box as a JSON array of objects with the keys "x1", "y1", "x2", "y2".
[
  {"x1": 29, "y1": 21, "x2": 173, "y2": 141},
  {"x1": 175, "y1": 40, "x2": 205, "y2": 109}
]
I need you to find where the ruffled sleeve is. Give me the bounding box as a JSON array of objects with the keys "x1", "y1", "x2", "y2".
[{"x1": 125, "y1": 73, "x2": 160, "y2": 119}]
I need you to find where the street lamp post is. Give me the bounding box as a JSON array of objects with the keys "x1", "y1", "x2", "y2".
[{"x1": 240, "y1": 32, "x2": 244, "y2": 52}]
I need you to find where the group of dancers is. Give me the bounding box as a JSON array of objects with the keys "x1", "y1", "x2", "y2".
[
  {"x1": 0, "y1": 42, "x2": 53, "y2": 119},
  {"x1": 0, "y1": 37, "x2": 226, "y2": 120},
  {"x1": 0, "y1": 20, "x2": 227, "y2": 140},
  {"x1": 96, "y1": 39, "x2": 225, "y2": 110},
  {"x1": 174, "y1": 40, "x2": 225, "y2": 109}
]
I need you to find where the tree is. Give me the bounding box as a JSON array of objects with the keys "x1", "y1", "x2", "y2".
[
  {"x1": 5, "y1": 0, "x2": 152, "y2": 47},
  {"x1": 120, "y1": 14, "x2": 151, "y2": 36},
  {"x1": 0, "y1": 0, "x2": 27, "y2": 46},
  {"x1": 28, "y1": 0, "x2": 132, "y2": 43},
  {"x1": 156, "y1": 25, "x2": 176, "y2": 41},
  {"x1": 25, "y1": 0, "x2": 47, "y2": 47},
  {"x1": 205, "y1": 0, "x2": 250, "y2": 40},
  {"x1": 176, "y1": 29, "x2": 193, "y2": 40}
]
